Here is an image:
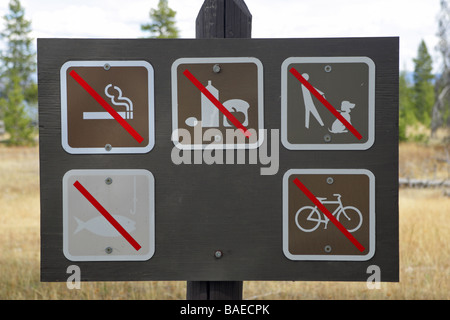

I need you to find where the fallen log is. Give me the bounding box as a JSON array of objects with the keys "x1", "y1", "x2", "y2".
[{"x1": 399, "y1": 178, "x2": 450, "y2": 189}]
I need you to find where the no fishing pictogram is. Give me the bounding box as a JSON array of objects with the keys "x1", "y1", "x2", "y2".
[{"x1": 73, "y1": 180, "x2": 142, "y2": 251}]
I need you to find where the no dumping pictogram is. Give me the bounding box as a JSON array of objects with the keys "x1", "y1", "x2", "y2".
[{"x1": 183, "y1": 69, "x2": 252, "y2": 138}]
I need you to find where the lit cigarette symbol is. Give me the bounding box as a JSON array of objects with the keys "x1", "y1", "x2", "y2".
[{"x1": 83, "y1": 84, "x2": 133, "y2": 120}]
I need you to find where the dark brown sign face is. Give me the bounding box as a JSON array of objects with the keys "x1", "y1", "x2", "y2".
[
  {"x1": 283, "y1": 169, "x2": 375, "y2": 261},
  {"x1": 61, "y1": 61, "x2": 154, "y2": 154},
  {"x1": 171, "y1": 58, "x2": 264, "y2": 149}
]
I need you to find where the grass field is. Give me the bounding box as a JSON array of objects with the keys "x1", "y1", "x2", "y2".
[{"x1": 0, "y1": 143, "x2": 449, "y2": 300}]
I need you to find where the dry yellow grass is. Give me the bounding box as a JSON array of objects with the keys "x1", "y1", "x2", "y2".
[
  {"x1": 399, "y1": 142, "x2": 449, "y2": 180},
  {"x1": 0, "y1": 143, "x2": 449, "y2": 300}
]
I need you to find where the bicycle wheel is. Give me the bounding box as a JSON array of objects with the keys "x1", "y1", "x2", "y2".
[
  {"x1": 295, "y1": 206, "x2": 321, "y2": 232},
  {"x1": 337, "y1": 206, "x2": 363, "y2": 233}
]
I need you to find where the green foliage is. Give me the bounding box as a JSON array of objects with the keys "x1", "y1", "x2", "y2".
[
  {"x1": 0, "y1": 0, "x2": 37, "y2": 146},
  {"x1": 399, "y1": 72, "x2": 415, "y2": 141},
  {"x1": 399, "y1": 40, "x2": 438, "y2": 142},
  {"x1": 412, "y1": 40, "x2": 435, "y2": 126},
  {"x1": 0, "y1": 72, "x2": 35, "y2": 145},
  {"x1": 141, "y1": 0, "x2": 179, "y2": 39}
]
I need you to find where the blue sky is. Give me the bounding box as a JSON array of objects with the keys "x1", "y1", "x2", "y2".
[{"x1": 0, "y1": 0, "x2": 443, "y2": 72}]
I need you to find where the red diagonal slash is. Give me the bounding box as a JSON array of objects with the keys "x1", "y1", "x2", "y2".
[
  {"x1": 293, "y1": 178, "x2": 365, "y2": 252},
  {"x1": 289, "y1": 67, "x2": 363, "y2": 140},
  {"x1": 183, "y1": 69, "x2": 252, "y2": 138},
  {"x1": 73, "y1": 180, "x2": 142, "y2": 251},
  {"x1": 69, "y1": 70, "x2": 144, "y2": 144}
]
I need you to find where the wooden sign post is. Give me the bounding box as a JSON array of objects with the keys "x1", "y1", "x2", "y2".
[{"x1": 186, "y1": 0, "x2": 251, "y2": 300}]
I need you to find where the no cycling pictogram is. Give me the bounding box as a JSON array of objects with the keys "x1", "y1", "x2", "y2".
[{"x1": 293, "y1": 177, "x2": 365, "y2": 252}]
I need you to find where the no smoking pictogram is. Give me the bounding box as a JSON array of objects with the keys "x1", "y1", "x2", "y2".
[{"x1": 60, "y1": 61, "x2": 155, "y2": 154}]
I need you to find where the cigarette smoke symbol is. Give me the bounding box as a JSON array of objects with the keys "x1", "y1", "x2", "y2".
[
  {"x1": 105, "y1": 84, "x2": 133, "y2": 120},
  {"x1": 82, "y1": 84, "x2": 134, "y2": 120}
]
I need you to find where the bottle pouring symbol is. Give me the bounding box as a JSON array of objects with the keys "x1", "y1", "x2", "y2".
[{"x1": 185, "y1": 80, "x2": 250, "y2": 128}]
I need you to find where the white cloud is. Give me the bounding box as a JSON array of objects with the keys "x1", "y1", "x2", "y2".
[
  {"x1": 0, "y1": 0, "x2": 443, "y2": 71},
  {"x1": 245, "y1": 0, "x2": 441, "y2": 71},
  {"x1": 24, "y1": 0, "x2": 154, "y2": 39}
]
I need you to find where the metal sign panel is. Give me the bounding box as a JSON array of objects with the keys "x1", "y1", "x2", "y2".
[
  {"x1": 171, "y1": 57, "x2": 264, "y2": 149},
  {"x1": 63, "y1": 169, "x2": 155, "y2": 261},
  {"x1": 281, "y1": 57, "x2": 375, "y2": 150},
  {"x1": 283, "y1": 169, "x2": 375, "y2": 261},
  {"x1": 60, "y1": 61, "x2": 155, "y2": 154}
]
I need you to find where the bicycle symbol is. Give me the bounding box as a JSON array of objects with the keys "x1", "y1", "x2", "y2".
[{"x1": 295, "y1": 194, "x2": 363, "y2": 233}]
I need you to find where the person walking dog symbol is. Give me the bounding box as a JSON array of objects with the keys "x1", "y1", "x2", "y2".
[
  {"x1": 300, "y1": 73, "x2": 357, "y2": 135},
  {"x1": 300, "y1": 73, "x2": 326, "y2": 129}
]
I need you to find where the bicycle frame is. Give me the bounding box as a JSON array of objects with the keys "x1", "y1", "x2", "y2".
[{"x1": 308, "y1": 195, "x2": 343, "y2": 229}]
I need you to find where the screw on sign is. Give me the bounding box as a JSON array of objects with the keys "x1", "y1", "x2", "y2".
[{"x1": 60, "y1": 61, "x2": 155, "y2": 154}]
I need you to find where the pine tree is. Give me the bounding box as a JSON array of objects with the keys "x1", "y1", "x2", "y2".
[
  {"x1": 141, "y1": 0, "x2": 179, "y2": 39},
  {"x1": 0, "y1": 71, "x2": 34, "y2": 145},
  {"x1": 399, "y1": 71, "x2": 415, "y2": 141},
  {"x1": 412, "y1": 40, "x2": 435, "y2": 126},
  {"x1": 0, "y1": 0, "x2": 36, "y2": 145}
]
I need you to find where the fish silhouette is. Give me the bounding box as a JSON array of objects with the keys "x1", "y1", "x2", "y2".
[{"x1": 74, "y1": 215, "x2": 136, "y2": 237}]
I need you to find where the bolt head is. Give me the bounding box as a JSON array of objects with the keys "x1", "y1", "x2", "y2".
[{"x1": 213, "y1": 64, "x2": 221, "y2": 73}]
